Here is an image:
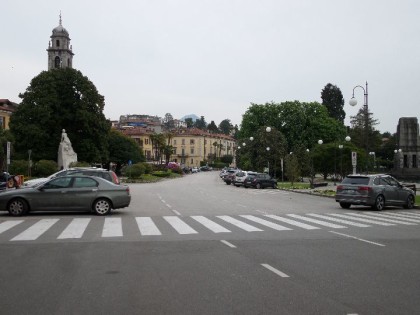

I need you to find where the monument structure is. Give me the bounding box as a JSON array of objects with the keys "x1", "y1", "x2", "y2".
[
  {"x1": 47, "y1": 13, "x2": 74, "y2": 70},
  {"x1": 392, "y1": 117, "x2": 420, "y2": 179},
  {"x1": 58, "y1": 129, "x2": 77, "y2": 169}
]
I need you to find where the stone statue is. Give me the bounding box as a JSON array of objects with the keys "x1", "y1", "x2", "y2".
[{"x1": 57, "y1": 129, "x2": 77, "y2": 169}]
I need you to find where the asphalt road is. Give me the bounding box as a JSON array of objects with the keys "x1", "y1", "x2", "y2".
[{"x1": 1, "y1": 171, "x2": 420, "y2": 314}]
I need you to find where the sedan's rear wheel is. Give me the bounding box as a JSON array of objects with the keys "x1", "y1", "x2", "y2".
[
  {"x1": 256, "y1": 183, "x2": 262, "y2": 189},
  {"x1": 93, "y1": 198, "x2": 112, "y2": 215},
  {"x1": 372, "y1": 195, "x2": 385, "y2": 211},
  {"x1": 8, "y1": 198, "x2": 28, "y2": 216},
  {"x1": 403, "y1": 195, "x2": 415, "y2": 209},
  {"x1": 339, "y1": 202, "x2": 351, "y2": 209}
]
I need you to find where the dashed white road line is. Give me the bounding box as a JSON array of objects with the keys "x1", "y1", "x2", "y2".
[
  {"x1": 329, "y1": 231, "x2": 385, "y2": 247},
  {"x1": 261, "y1": 264, "x2": 290, "y2": 278},
  {"x1": 220, "y1": 240, "x2": 237, "y2": 248}
]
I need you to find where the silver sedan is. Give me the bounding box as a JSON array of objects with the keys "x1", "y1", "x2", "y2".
[{"x1": 0, "y1": 175, "x2": 131, "y2": 216}]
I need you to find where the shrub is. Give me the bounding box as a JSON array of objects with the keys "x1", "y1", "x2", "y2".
[
  {"x1": 33, "y1": 160, "x2": 58, "y2": 177},
  {"x1": 127, "y1": 163, "x2": 146, "y2": 178},
  {"x1": 69, "y1": 161, "x2": 90, "y2": 167},
  {"x1": 152, "y1": 170, "x2": 171, "y2": 177},
  {"x1": 9, "y1": 160, "x2": 28, "y2": 176}
]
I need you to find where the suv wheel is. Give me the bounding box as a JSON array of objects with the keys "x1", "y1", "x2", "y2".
[
  {"x1": 372, "y1": 195, "x2": 385, "y2": 211},
  {"x1": 403, "y1": 195, "x2": 415, "y2": 209}
]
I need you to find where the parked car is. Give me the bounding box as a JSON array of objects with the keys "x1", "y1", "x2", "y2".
[
  {"x1": 23, "y1": 167, "x2": 120, "y2": 187},
  {"x1": 222, "y1": 169, "x2": 240, "y2": 185},
  {"x1": 335, "y1": 174, "x2": 415, "y2": 210},
  {"x1": 233, "y1": 171, "x2": 257, "y2": 187},
  {"x1": 243, "y1": 173, "x2": 277, "y2": 189},
  {"x1": 1, "y1": 175, "x2": 131, "y2": 216},
  {"x1": 191, "y1": 167, "x2": 199, "y2": 173}
]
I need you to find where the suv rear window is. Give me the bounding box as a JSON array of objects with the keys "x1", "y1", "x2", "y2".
[{"x1": 341, "y1": 177, "x2": 369, "y2": 185}]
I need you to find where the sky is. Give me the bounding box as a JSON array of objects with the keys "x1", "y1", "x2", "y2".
[{"x1": 2, "y1": 0, "x2": 419, "y2": 133}]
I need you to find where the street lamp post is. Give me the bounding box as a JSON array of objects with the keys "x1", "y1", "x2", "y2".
[
  {"x1": 28, "y1": 149, "x2": 32, "y2": 178},
  {"x1": 349, "y1": 81, "x2": 369, "y2": 173},
  {"x1": 369, "y1": 152, "x2": 376, "y2": 172}
]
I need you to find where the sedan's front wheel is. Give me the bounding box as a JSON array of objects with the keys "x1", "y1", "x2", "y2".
[
  {"x1": 93, "y1": 198, "x2": 112, "y2": 215},
  {"x1": 372, "y1": 195, "x2": 385, "y2": 211},
  {"x1": 8, "y1": 198, "x2": 28, "y2": 216}
]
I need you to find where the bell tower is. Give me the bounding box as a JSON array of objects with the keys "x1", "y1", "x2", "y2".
[{"x1": 47, "y1": 13, "x2": 74, "y2": 70}]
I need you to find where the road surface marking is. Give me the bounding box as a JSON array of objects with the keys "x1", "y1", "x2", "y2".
[
  {"x1": 329, "y1": 231, "x2": 385, "y2": 247},
  {"x1": 287, "y1": 214, "x2": 347, "y2": 228},
  {"x1": 11, "y1": 219, "x2": 59, "y2": 241},
  {"x1": 380, "y1": 212, "x2": 420, "y2": 221},
  {"x1": 221, "y1": 240, "x2": 237, "y2": 248},
  {"x1": 390, "y1": 212, "x2": 420, "y2": 219},
  {"x1": 240, "y1": 215, "x2": 292, "y2": 231},
  {"x1": 191, "y1": 216, "x2": 231, "y2": 233},
  {"x1": 58, "y1": 218, "x2": 91, "y2": 239},
  {"x1": 136, "y1": 217, "x2": 162, "y2": 235},
  {"x1": 164, "y1": 216, "x2": 198, "y2": 234},
  {"x1": 102, "y1": 217, "x2": 123, "y2": 237},
  {"x1": 172, "y1": 210, "x2": 181, "y2": 216},
  {"x1": 307, "y1": 214, "x2": 370, "y2": 227},
  {"x1": 255, "y1": 210, "x2": 269, "y2": 215},
  {"x1": 261, "y1": 264, "x2": 290, "y2": 278},
  {"x1": 361, "y1": 212, "x2": 420, "y2": 223},
  {"x1": 217, "y1": 216, "x2": 263, "y2": 232},
  {"x1": 265, "y1": 215, "x2": 320, "y2": 230},
  {"x1": 0, "y1": 220, "x2": 23, "y2": 234},
  {"x1": 345, "y1": 213, "x2": 416, "y2": 225},
  {"x1": 328, "y1": 214, "x2": 394, "y2": 226}
]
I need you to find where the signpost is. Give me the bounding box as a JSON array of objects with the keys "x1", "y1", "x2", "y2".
[
  {"x1": 6, "y1": 141, "x2": 10, "y2": 173},
  {"x1": 351, "y1": 151, "x2": 357, "y2": 174}
]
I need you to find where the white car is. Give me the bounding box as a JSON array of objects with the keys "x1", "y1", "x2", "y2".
[
  {"x1": 233, "y1": 171, "x2": 257, "y2": 186},
  {"x1": 191, "y1": 167, "x2": 199, "y2": 173}
]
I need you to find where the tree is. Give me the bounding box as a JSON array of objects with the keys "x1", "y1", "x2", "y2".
[
  {"x1": 207, "y1": 121, "x2": 219, "y2": 133},
  {"x1": 10, "y1": 68, "x2": 111, "y2": 164},
  {"x1": 321, "y1": 83, "x2": 345, "y2": 123},
  {"x1": 163, "y1": 113, "x2": 175, "y2": 130},
  {"x1": 194, "y1": 116, "x2": 207, "y2": 130},
  {"x1": 184, "y1": 118, "x2": 194, "y2": 128},
  {"x1": 108, "y1": 130, "x2": 145, "y2": 174},
  {"x1": 219, "y1": 119, "x2": 232, "y2": 135}
]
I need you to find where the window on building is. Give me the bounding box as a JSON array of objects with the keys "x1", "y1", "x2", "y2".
[
  {"x1": 404, "y1": 155, "x2": 408, "y2": 168},
  {"x1": 182, "y1": 139, "x2": 185, "y2": 145},
  {"x1": 173, "y1": 147, "x2": 177, "y2": 154},
  {"x1": 413, "y1": 155, "x2": 417, "y2": 168},
  {"x1": 54, "y1": 56, "x2": 61, "y2": 68},
  {"x1": 191, "y1": 158, "x2": 194, "y2": 164},
  {"x1": 145, "y1": 138, "x2": 149, "y2": 145},
  {"x1": 190, "y1": 139, "x2": 195, "y2": 145},
  {"x1": 190, "y1": 147, "x2": 194, "y2": 154},
  {"x1": 182, "y1": 149, "x2": 185, "y2": 156},
  {"x1": 174, "y1": 140, "x2": 177, "y2": 145},
  {"x1": 56, "y1": 40, "x2": 60, "y2": 47}
]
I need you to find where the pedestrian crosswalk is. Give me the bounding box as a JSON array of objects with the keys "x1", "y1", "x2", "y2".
[{"x1": 0, "y1": 211, "x2": 419, "y2": 242}]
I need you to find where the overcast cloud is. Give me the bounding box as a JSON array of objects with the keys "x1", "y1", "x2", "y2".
[{"x1": 2, "y1": 0, "x2": 419, "y2": 133}]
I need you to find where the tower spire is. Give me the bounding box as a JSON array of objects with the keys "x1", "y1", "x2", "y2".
[{"x1": 59, "y1": 11, "x2": 62, "y2": 26}]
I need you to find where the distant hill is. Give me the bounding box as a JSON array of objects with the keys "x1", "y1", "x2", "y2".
[{"x1": 180, "y1": 114, "x2": 199, "y2": 122}]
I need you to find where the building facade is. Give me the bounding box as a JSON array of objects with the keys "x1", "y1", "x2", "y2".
[
  {"x1": 47, "y1": 13, "x2": 74, "y2": 70},
  {"x1": 0, "y1": 99, "x2": 18, "y2": 130}
]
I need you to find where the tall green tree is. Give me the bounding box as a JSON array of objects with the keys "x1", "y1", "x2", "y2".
[
  {"x1": 10, "y1": 68, "x2": 111, "y2": 163},
  {"x1": 184, "y1": 118, "x2": 194, "y2": 128},
  {"x1": 108, "y1": 130, "x2": 145, "y2": 174},
  {"x1": 194, "y1": 116, "x2": 207, "y2": 130},
  {"x1": 207, "y1": 121, "x2": 219, "y2": 133},
  {"x1": 219, "y1": 119, "x2": 232, "y2": 135},
  {"x1": 321, "y1": 83, "x2": 345, "y2": 123}
]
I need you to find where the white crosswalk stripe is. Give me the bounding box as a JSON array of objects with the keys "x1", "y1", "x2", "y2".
[
  {"x1": 164, "y1": 216, "x2": 198, "y2": 234},
  {"x1": 395, "y1": 212, "x2": 420, "y2": 218},
  {"x1": 217, "y1": 215, "x2": 263, "y2": 232},
  {"x1": 286, "y1": 214, "x2": 347, "y2": 228},
  {"x1": 136, "y1": 217, "x2": 162, "y2": 235},
  {"x1": 191, "y1": 216, "x2": 231, "y2": 233},
  {"x1": 1, "y1": 211, "x2": 419, "y2": 242},
  {"x1": 362, "y1": 212, "x2": 420, "y2": 223},
  {"x1": 58, "y1": 218, "x2": 91, "y2": 239},
  {"x1": 102, "y1": 217, "x2": 123, "y2": 237},
  {"x1": 344, "y1": 213, "x2": 416, "y2": 225},
  {"x1": 306, "y1": 213, "x2": 370, "y2": 227},
  {"x1": 240, "y1": 215, "x2": 292, "y2": 231},
  {"x1": 328, "y1": 213, "x2": 394, "y2": 226},
  {"x1": 11, "y1": 219, "x2": 59, "y2": 241},
  {"x1": 0, "y1": 220, "x2": 23, "y2": 234},
  {"x1": 265, "y1": 215, "x2": 320, "y2": 230}
]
